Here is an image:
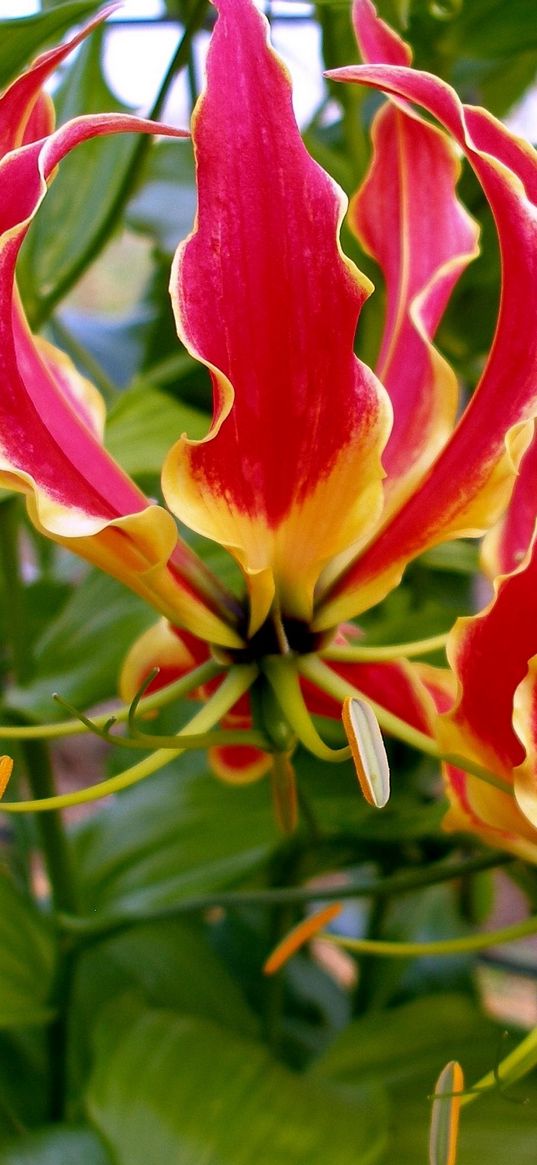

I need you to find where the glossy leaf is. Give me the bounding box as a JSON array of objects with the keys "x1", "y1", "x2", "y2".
[
  {"x1": 5, "y1": 570, "x2": 154, "y2": 720},
  {"x1": 127, "y1": 140, "x2": 198, "y2": 254},
  {"x1": 18, "y1": 25, "x2": 154, "y2": 323},
  {"x1": 68, "y1": 919, "x2": 257, "y2": 1095},
  {"x1": 313, "y1": 993, "x2": 537, "y2": 1163},
  {"x1": 0, "y1": 877, "x2": 56, "y2": 1028},
  {"x1": 87, "y1": 1009, "x2": 388, "y2": 1165},
  {"x1": 72, "y1": 753, "x2": 280, "y2": 923},
  {"x1": 0, "y1": 1127, "x2": 111, "y2": 1165},
  {"x1": 106, "y1": 384, "x2": 208, "y2": 479},
  {"x1": 0, "y1": 2, "x2": 101, "y2": 90}
]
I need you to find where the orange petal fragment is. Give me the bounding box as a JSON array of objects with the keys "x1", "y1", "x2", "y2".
[
  {"x1": 342, "y1": 696, "x2": 390, "y2": 808},
  {"x1": 0, "y1": 756, "x2": 13, "y2": 798},
  {"x1": 263, "y1": 902, "x2": 343, "y2": 975},
  {"x1": 429, "y1": 1060, "x2": 464, "y2": 1165}
]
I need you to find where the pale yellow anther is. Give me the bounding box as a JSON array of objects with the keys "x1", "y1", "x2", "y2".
[{"x1": 342, "y1": 696, "x2": 390, "y2": 809}]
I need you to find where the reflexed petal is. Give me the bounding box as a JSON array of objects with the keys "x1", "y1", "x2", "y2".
[
  {"x1": 120, "y1": 619, "x2": 209, "y2": 706},
  {"x1": 482, "y1": 423, "x2": 537, "y2": 576},
  {"x1": 163, "y1": 0, "x2": 391, "y2": 633},
  {"x1": 316, "y1": 0, "x2": 537, "y2": 630},
  {"x1": 0, "y1": 9, "x2": 110, "y2": 153},
  {"x1": 435, "y1": 548, "x2": 537, "y2": 855},
  {"x1": 513, "y1": 658, "x2": 537, "y2": 828},
  {"x1": 349, "y1": 101, "x2": 478, "y2": 517},
  {"x1": 209, "y1": 738, "x2": 272, "y2": 786},
  {"x1": 0, "y1": 112, "x2": 240, "y2": 648}
]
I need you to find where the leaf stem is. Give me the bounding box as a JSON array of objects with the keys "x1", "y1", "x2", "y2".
[
  {"x1": 1, "y1": 665, "x2": 258, "y2": 813},
  {"x1": 20, "y1": 742, "x2": 78, "y2": 914},
  {"x1": 461, "y1": 1025, "x2": 537, "y2": 1109},
  {"x1": 0, "y1": 659, "x2": 224, "y2": 741},
  {"x1": 262, "y1": 656, "x2": 350, "y2": 762},
  {"x1": 299, "y1": 655, "x2": 514, "y2": 797},
  {"x1": 327, "y1": 913, "x2": 537, "y2": 958},
  {"x1": 321, "y1": 631, "x2": 448, "y2": 663},
  {"x1": 0, "y1": 498, "x2": 32, "y2": 685},
  {"x1": 56, "y1": 851, "x2": 512, "y2": 941}
]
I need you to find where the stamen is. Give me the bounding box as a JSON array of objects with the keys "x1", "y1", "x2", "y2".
[
  {"x1": 342, "y1": 697, "x2": 390, "y2": 808},
  {"x1": 0, "y1": 755, "x2": 13, "y2": 797},
  {"x1": 429, "y1": 1061, "x2": 464, "y2": 1165},
  {"x1": 264, "y1": 902, "x2": 343, "y2": 974}
]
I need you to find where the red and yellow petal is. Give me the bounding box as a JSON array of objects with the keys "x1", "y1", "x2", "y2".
[
  {"x1": 120, "y1": 618, "x2": 209, "y2": 706},
  {"x1": 316, "y1": 0, "x2": 537, "y2": 630},
  {"x1": 482, "y1": 422, "x2": 537, "y2": 578},
  {"x1": 430, "y1": 540, "x2": 537, "y2": 856},
  {"x1": 349, "y1": 100, "x2": 478, "y2": 519},
  {"x1": 0, "y1": 9, "x2": 114, "y2": 154},
  {"x1": 163, "y1": 0, "x2": 391, "y2": 635},
  {"x1": 0, "y1": 104, "x2": 240, "y2": 647}
]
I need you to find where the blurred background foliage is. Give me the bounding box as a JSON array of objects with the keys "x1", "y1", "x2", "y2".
[{"x1": 1, "y1": 1, "x2": 537, "y2": 1162}]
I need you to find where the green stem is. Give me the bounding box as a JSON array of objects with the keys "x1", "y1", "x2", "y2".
[
  {"x1": 353, "y1": 893, "x2": 389, "y2": 1013},
  {"x1": 0, "y1": 500, "x2": 78, "y2": 914},
  {"x1": 0, "y1": 498, "x2": 31, "y2": 685},
  {"x1": 0, "y1": 659, "x2": 224, "y2": 741},
  {"x1": 2, "y1": 665, "x2": 258, "y2": 813},
  {"x1": 21, "y1": 743, "x2": 78, "y2": 914},
  {"x1": 262, "y1": 657, "x2": 350, "y2": 762},
  {"x1": 321, "y1": 631, "x2": 448, "y2": 663},
  {"x1": 328, "y1": 912, "x2": 537, "y2": 957},
  {"x1": 299, "y1": 655, "x2": 514, "y2": 797},
  {"x1": 461, "y1": 1026, "x2": 537, "y2": 1109},
  {"x1": 57, "y1": 851, "x2": 511, "y2": 941}
]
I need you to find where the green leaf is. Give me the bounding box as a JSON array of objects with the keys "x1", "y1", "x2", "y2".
[
  {"x1": 6, "y1": 570, "x2": 154, "y2": 721},
  {"x1": 0, "y1": 2, "x2": 101, "y2": 90},
  {"x1": 87, "y1": 1009, "x2": 388, "y2": 1165},
  {"x1": 18, "y1": 25, "x2": 154, "y2": 324},
  {"x1": 313, "y1": 993, "x2": 537, "y2": 1164},
  {"x1": 106, "y1": 384, "x2": 208, "y2": 478},
  {"x1": 73, "y1": 754, "x2": 280, "y2": 923},
  {"x1": 0, "y1": 1126, "x2": 111, "y2": 1165},
  {"x1": 68, "y1": 918, "x2": 258, "y2": 1093},
  {"x1": 0, "y1": 876, "x2": 55, "y2": 1028},
  {"x1": 127, "y1": 140, "x2": 197, "y2": 254}
]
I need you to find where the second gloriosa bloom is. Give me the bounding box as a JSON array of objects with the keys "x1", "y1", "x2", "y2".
[{"x1": 5, "y1": 0, "x2": 537, "y2": 844}]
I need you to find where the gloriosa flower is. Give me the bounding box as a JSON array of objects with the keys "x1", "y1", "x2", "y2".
[{"x1": 3, "y1": 0, "x2": 537, "y2": 839}]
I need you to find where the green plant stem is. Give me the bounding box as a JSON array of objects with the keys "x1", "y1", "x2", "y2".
[
  {"x1": 21, "y1": 742, "x2": 78, "y2": 916},
  {"x1": 461, "y1": 1025, "x2": 537, "y2": 1109},
  {"x1": 262, "y1": 656, "x2": 350, "y2": 762},
  {"x1": 2, "y1": 665, "x2": 258, "y2": 813},
  {"x1": 56, "y1": 851, "x2": 511, "y2": 942},
  {"x1": 299, "y1": 655, "x2": 514, "y2": 797},
  {"x1": 0, "y1": 658, "x2": 224, "y2": 740},
  {"x1": 0, "y1": 498, "x2": 31, "y2": 685},
  {"x1": 353, "y1": 893, "x2": 389, "y2": 1014},
  {"x1": 321, "y1": 631, "x2": 448, "y2": 663},
  {"x1": 328, "y1": 912, "x2": 537, "y2": 957}
]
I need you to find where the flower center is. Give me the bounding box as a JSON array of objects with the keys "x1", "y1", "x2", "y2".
[{"x1": 223, "y1": 612, "x2": 327, "y2": 665}]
